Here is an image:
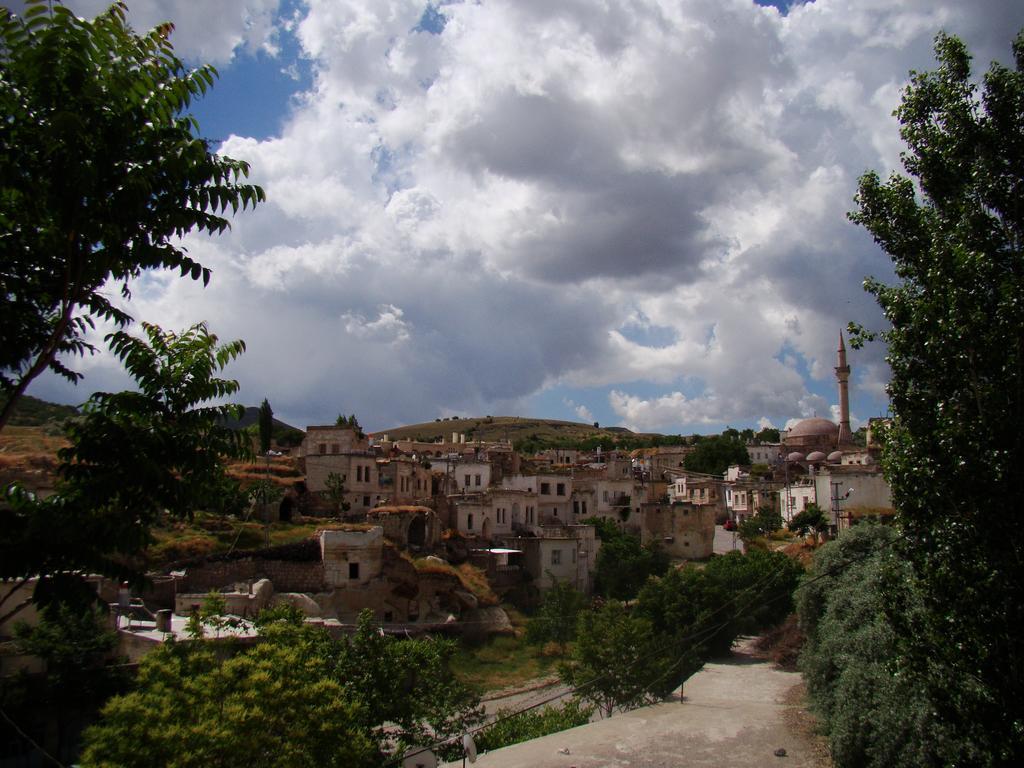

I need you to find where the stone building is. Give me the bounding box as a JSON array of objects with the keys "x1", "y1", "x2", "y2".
[
  {"x1": 366, "y1": 506, "x2": 441, "y2": 550},
  {"x1": 639, "y1": 501, "x2": 715, "y2": 560}
]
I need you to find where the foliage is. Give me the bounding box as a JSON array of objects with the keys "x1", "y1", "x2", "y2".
[
  {"x1": 257, "y1": 398, "x2": 273, "y2": 454},
  {"x1": 592, "y1": 530, "x2": 669, "y2": 600},
  {"x1": 798, "y1": 524, "x2": 931, "y2": 768},
  {"x1": 526, "y1": 576, "x2": 586, "y2": 652},
  {"x1": 580, "y1": 515, "x2": 622, "y2": 542},
  {"x1": 14, "y1": 602, "x2": 123, "y2": 699},
  {"x1": 80, "y1": 625, "x2": 376, "y2": 768},
  {"x1": 637, "y1": 549, "x2": 804, "y2": 660},
  {"x1": 184, "y1": 591, "x2": 241, "y2": 640},
  {"x1": 0, "y1": 323, "x2": 249, "y2": 587},
  {"x1": 331, "y1": 610, "x2": 483, "y2": 757},
  {"x1": 474, "y1": 698, "x2": 593, "y2": 752},
  {"x1": 787, "y1": 503, "x2": 828, "y2": 538},
  {"x1": 848, "y1": 29, "x2": 1024, "y2": 765},
  {"x1": 0, "y1": 1, "x2": 263, "y2": 430},
  {"x1": 683, "y1": 434, "x2": 749, "y2": 476},
  {"x1": 0, "y1": 394, "x2": 78, "y2": 427},
  {"x1": 323, "y1": 471, "x2": 351, "y2": 515},
  {"x1": 560, "y1": 601, "x2": 675, "y2": 717},
  {"x1": 755, "y1": 426, "x2": 780, "y2": 443},
  {"x1": 737, "y1": 507, "x2": 783, "y2": 543}
]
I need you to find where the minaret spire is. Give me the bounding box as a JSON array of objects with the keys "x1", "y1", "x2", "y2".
[{"x1": 835, "y1": 331, "x2": 852, "y2": 446}]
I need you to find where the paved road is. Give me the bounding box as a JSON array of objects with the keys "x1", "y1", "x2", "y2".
[
  {"x1": 714, "y1": 524, "x2": 744, "y2": 555},
  {"x1": 445, "y1": 643, "x2": 825, "y2": 768}
]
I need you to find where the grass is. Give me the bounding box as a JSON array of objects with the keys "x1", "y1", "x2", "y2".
[
  {"x1": 412, "y1": 558, "x2": 500, "y2": 606},
  {"x1": 451, "y1": 611, "x2": 567, "y2": 693},
  {"x1": 145, "y1": 515, "x2": 358, "y2": 566}
]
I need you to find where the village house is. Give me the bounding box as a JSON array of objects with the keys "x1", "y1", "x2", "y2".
[
  {"x1": 500, "y1": 472, "x2": 573, "y2": 524},
  {"x1": 496, "y1": 524, "x2": 599, "y2": 594}
]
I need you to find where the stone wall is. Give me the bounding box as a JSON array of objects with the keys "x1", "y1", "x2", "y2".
[
  {"x1": 640, "y1": 502, "x2": 715, "y2": 559},
  {"x1": 182, "y1": 558, "x2": 325, "y2": 594}
]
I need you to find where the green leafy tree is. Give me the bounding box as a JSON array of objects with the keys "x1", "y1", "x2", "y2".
[
  {"x1": 0, "y1": 1, "x2": 264, "y2": 431},
  {"x1": 755, "y1": 426, "x2": 780, "y2": 443},
  {"x1": 848, "y1": 29, "x2": 1024, "y2": 765},
  {"x1": 788, "y1": 502, "x2": 829, "y2": 541},
  {"x1": 798, "y1": 524, "x2": 930, "y2": 768},
  {"x1": 257, "y1": 398, "x2": 274, "y2": 454},
  {"x1": 737, "y1": 506, "x2": 783, "y2": 544},
  {"x1": 474, "y1": 698, "x2": 593, "y2": 752},
  {"x1": 1, "y1": 323, "x2": 249, "y2": 591},
  {"x1": 560, "y1": 601, "x2": 674, "y2": 717},
  {"x1": 526, "y1": 576, "x2": 586, "y2": 653},
  {"x1": 331, "y1": 610, "x2": 483, "y2": 756},
  {"x1": 683, "y1": 434, "x2": 749, "y2": 476},
  {"x1": 592, "y1": 532, "x2": 670, "y2": 601},
  {"x1": 323, "y1": 471, "x2": 351, "y2": 516},
  {"x1": 80, "y1": 624, "x2": 376, "y2": 768}
]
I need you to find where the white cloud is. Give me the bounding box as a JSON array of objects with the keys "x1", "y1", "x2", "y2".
[
  {"x1": 563, "y1": 399, "x2": 594, "y2": 424},
  {"x1": 64, "y1": 0, "x2": 284, "y2": 64},
  {"x1": 27, "y1": 0, "x2": 1024, "y2": 432}
]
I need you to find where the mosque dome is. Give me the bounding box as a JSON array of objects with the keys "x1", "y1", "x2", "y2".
[
  {"x1": 806, "y1": 451, "x2": 827, "y2": 463},
  {"x1": 786, "y1": 452, "x2": 806, "y2": 462},
  {"x1": 788, "y1": 418, "x2": 839, "y2": 439},
  {"x1": 827, "y1": 451, "x2": 843, "y2": 463}
]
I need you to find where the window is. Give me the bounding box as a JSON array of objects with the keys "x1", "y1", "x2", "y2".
[
  {"x1": 572, "y1": 549, "x2": 577, "y2": 563},
  {"x1": 551, "y1": 549, "x2": 562, "y2": 565},
  {"x1": 349, "y1": 562, "x2": 360, "y2": 579},
  {"x1": 475, "y1": 474, "x2": 482, "y2": 486},
  {"x1": 384, "y1": 611, "x2": 393, "y2": 622},
  {"x1": 540, "y1": 482, "x2": 551, "y2": 495},
  {"x1": 363, "y1": 495, "x2": 370, "y2": 506},
  {"x1": 602, "y1": 490, "x2": 609, "y2": 502},
  {"x1": 573, "y1": 500, "x2": 580, "y2": 516},
  {"x1": 465, "y1": 474, "x2": 471, "y2": 487},
  {"x1": 467, "y1": 513, "x2": 474, "y2": 530},
  {"x1": 332, "y1": 443, "x2": 340, "y2": 454},
  {"x1": 319, "y1": 444, "x2": 326, "y2": 455},
  {"x1": 556, "y1": 483, "x2": 565, "y2": 496},
  {"x1": 581, "y1": 501, "x2": 587, "y2": 515}
]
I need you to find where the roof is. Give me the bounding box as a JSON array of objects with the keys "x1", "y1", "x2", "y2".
[{"x1": 787, "y1": 417, "x2": 839, "y2": 438}]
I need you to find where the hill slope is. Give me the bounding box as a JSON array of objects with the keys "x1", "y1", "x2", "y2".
[{"x1": 376, "y1": 416, "x2": 666, "y2": 447}]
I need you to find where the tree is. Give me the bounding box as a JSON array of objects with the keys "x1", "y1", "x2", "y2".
[
  {"x1": 323, "y1": 471, "x2": 351, "y2": 516},
  {"x1": 737, "y1": 506, "x2": 783, "y2": 544},
  {"x1": 526, "y1": 576, "x2": 586, "y2": 653},
  {"x1": 0, "y1": 1, "x2": 264, "y2": 431},
  {"x1": 683, "y1": 434, "x2": 749, "y2": 476},
  {"x1": 798, "y1": 524, "x2": 930, "y2": 768},
  {"x1": 848, "y1": 30, "x2": 1024, "y2": 764},
  {"x1": 475, "y1": 698, "x2": 593, "y2": 752},
  {"x1": 755, "y1": 426, "x2": 780, "y2": 443},
  {"x1": 788, "y1": 502, "x2": 829, "y2": 541},
  {"x1": 592, "y1": 531, "x2": 670, "y2": 600},
  {"x1": 560, "y1": 601, "x2": 674, "y2": 717},
  {"x1": 330, "y1": 610, "x2": 482, "y2": 757},
  {"x1": 1, "y1": 323, "x2": 249, "y2": 592},
  {"x1": 80, "y1": 624, "x2": 376, "y2": 768},
  {"x1": 258, "y1": 398, "x2": 274, "y2": 454}
]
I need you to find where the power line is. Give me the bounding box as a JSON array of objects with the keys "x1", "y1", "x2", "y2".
[{"x1": 389, "y1": 540, "x2": 883, "y2": 766}]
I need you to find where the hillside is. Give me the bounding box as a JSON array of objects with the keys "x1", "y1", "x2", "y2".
[
  {"x1": 376, "y1": 415, "x2": 673, "y2": 449},
  {"x1": 0, "y1": 394, "x2": 79, "y2": 428}
]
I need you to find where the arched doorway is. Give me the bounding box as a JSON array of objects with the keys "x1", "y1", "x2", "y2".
[
  {"x1": 408, "y1": 515, "x2": 426, "y2": 547},
  {"x1": 481, "y1": 517, "x2": 492, "y2": 539}
]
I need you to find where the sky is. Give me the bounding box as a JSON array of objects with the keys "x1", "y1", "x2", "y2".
[{"x1": 23, "y1": 0, "x2": 1024, "y2": 435}]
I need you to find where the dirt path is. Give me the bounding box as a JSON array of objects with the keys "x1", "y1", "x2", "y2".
[{"x1": 444, "y1": 641, "x2": 831, "y2": 768}]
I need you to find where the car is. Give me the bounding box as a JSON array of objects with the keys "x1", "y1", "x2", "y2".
[{"x1": 723, "y1": 519, "x2": 736, "y2": 531}]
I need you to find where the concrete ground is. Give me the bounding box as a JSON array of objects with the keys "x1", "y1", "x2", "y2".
[{"x1": 445, "y1": 643, "x2": 828, "y2": 768}]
